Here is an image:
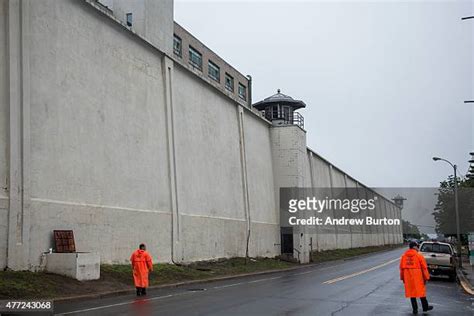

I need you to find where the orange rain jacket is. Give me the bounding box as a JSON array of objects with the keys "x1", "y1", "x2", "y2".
[
  {"x1": 399, "y1": 248, "x2": 430, "y2": 298},
  {"x1": 130, "y1": 249, "x2": 153, "y2": 288}
]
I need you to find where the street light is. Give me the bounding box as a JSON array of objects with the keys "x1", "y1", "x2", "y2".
[{"x1": 432, "y1": 157, "x2": 462, "y2": 268}]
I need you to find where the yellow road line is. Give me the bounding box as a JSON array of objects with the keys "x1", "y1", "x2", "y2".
[{"x1": 323, "y1": 258, "x2": 399, "y2": 285}]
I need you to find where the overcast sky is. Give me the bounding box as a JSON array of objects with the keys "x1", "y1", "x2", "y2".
[{"x1": 175, "y1": 0, "x2": 473, "y2": 188}]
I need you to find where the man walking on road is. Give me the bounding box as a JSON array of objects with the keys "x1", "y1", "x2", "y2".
[
  {"x1": 400, "y1": 241, "x2": 433, "y2": 314},
  {"x1": 130, "y1": 243, "x2": 153, "y2": 296}
]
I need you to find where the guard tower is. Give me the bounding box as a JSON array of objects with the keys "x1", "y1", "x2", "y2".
[
  {"x1": 255, "y1": 89, "x2": 310, "y2": 263},
  {"x1": 253, "y1": 89, "x2": 306, "y2": 128},
  {"x1": 392, "y1": 195, "x2": 406, "y2": 209}
]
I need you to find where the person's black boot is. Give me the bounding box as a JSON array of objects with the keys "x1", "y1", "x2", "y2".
[
  {"x1": 423, "y1": 306, "x2": 433, "y2": 312},
  {"x1": 420, "y1": 297, "x2": 433, "y2": 312},
  {"x1": 136, "y1": 287, "x2": 141, "y2": 296},
  {"x1": 410, "y1": 298, "x2": 418, "y2": 314},
  {"x1": 142, "y1": 288, "x2": 147, "y2": 296}
]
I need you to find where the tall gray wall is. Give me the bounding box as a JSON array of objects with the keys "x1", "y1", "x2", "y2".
[
  {"x1": 243, "y1": 111, "x2": 279, "y2": 257},
  {"x1": 304, "y1": 148, "x2": 403, "y2": 253},
  {"x1": 0, "y1": 0, "x2": 9, "y2": 270},
  {"x1": 2, "y1": 0, "x2": 175, "y2": 269},
  {"x1": 94, "y1": 0, "x2": 173, "y2": 55},
  {"x1": 173, "y1": 66, "x2": 279, "y2": 261},
  {"x1": 1, "y1": 0, "x2": 279, "y2": 269}
]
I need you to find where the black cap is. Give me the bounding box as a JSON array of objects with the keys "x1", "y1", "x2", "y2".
[{"x1": 409, "y1": 241, "x2": 419, "y2": 249}]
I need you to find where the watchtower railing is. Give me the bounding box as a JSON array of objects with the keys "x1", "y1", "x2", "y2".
[{"x1": 262, "y1": 110, "x2": 304, "y2": 129}]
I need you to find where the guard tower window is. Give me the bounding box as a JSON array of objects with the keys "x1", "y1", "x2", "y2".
[
  {"x1": 283, "y1": 106, "x2": 290, "y2": 121},
  {"x1": 238, "y1": 83, "x2": 246, "y2": 100},
  {"x1": 189, "y1": 46, "x2": 202, "y2": 70},
  {"x1": 225, "y1": 73, "x2": 234, "y2": 92},
  {"x1": 126, "y1": 13, "x2": 132, "y2": 27},
  {"x1": 272, "y1": 105, "x2": 278, "y2": 119},
  {"x1": 208, "y1": 61, "x2": 220, "y2": 82},
  {"x1": 173, "y1": 35, "x2": 182, "y2": 57}
]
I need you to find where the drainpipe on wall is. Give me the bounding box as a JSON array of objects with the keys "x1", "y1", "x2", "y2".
[
  {"x1": 246, "y1": 75, "x2": 252, "y2": 108},
  {"x1": 237, "y1": 107, "x2": 251, "y2": 262}
]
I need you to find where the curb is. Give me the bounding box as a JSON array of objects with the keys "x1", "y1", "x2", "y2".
[
  {"x1": 456, "y1": 268, "x2": 474, "y2": 296},
  {"x1": 53, "y1": 246, "x2": 404, "y2": 304}
]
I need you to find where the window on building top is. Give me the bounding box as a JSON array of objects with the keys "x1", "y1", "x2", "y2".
[
  {"x1": 225, "y1": 73, "x2": 234, "y2": 92},
  {"x1": 238, "y1": 83, "x2": 246, "y2": 100},
  {"x1": 208, "y1": 61, "x2": 220, "y2": 82},
  {"x1": 126, "y1": 13, "x2": 133, "y2": 27},
  {"x1": 173, "y1": 35, "x2": 182, "y2": 57},
  {"x1": 189, "y1": 46, "x2": 202, "y2": 70}
]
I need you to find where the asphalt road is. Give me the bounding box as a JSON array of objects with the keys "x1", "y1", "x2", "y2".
[{"x1": 54, "y1": 248, "x2": 473, "y2": 316}]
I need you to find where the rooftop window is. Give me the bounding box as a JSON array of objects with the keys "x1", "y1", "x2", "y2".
[
  {"x1": 126, "y1": 13, "x2": 132, "y2": 27},
  {"x1": 225, "y1": 73, "x2": 234, "y2": 92},
  {"x1": 189, "y1": 46, "x2": 202, "y2": 70},
  {"x1": 173, "y1": 35, "x2": 182, "y2": 57},
  {"x1": 238, "y1": 83, "x2": 246, "y2": 100},
  {"x1": 208, "y1": 61, "x2": 220, "y2": 82}
]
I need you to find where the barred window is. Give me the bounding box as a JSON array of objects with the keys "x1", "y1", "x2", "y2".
[
  {"x1": 173, "y1": 35, "x2": 182, "y2": 57},
  {"x1": 208, "y1": 61, "x2": 220, "y2": 82},
  {"x1": 225, "y1": 73, "x2": 234, "y2": 92},
  {"x1": 238, "y1": 83, "x2": 246, "y2": 100},
  {"x1": 189, "y1": 46, "x2": 202, "y2": 70}
]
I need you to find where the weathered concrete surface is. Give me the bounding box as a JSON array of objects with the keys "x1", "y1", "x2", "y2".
[
  {"x1": 0, "y1": 204, "x2": 7, "y2": 270},
  {"x1": 243, "y1": 113, "x2": 279, "y2": 258},
  {"x1": 271, "y1": 125, "x2": 310, "y2": 263},
  {"x1": 173, "y1": 66, "x2": 279, "y2": 261},
  {"x1": 90, "y1": 0, "x2": 173, "y2": 55},
  {"x1": 303, "y1": 148, "x2": 403, "y2": 256},
  {"x1": 28, "y1": 200, "x2": 172, "y2": 265},
  {"x1": 45, "y1": 252, "x2": 100, "y2": 281},
  {"x1": 27, "y1": 0, "x2": 172, "y2": 267},
  {"x1": 0, "y1": 0, "x2": 9, "y2": 270}
]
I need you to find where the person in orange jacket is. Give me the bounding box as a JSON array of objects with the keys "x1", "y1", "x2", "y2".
[
  {"x1": 400, "y1": 241, "x2": 433, "y2": 314},
  {"x1": 130, "y1": 243, "x2": 153, "y2": 296}
]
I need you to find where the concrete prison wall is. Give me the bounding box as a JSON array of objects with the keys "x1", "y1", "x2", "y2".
[
  {"x1": 0, "y1": 0, "x2": 401, "y2": 270},
  {"x1": 173, "y1": 65, "x2": 279, "y2": 261},
  {"x1": 304, "y1": 148, "x2": 403, "y2": 252},
  {"x1": 0, "y1": 0, "x2": 280, "y2": 269},
  {"x1": 26, "y1": 0, "x2": 173, "y2": 267},
  {"x1": 0, "y1": 0, "x2": 8, "y2": 270}
]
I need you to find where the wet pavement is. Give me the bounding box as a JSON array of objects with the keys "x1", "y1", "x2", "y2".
[{"x1": 54, "y1": 248, "x2": 473, "y2": 316}]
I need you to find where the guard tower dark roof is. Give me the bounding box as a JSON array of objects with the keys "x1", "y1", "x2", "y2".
[
  {"x1": 253, "y1": 89, "x2": 306, "y2": 111},
  {"x1": 252, "y1": 89, "x2": 305, "y2": 128}
]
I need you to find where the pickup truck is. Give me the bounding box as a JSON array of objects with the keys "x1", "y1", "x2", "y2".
[{"x1": 419, "y1": 241, "x2": 457, "y2": 281}]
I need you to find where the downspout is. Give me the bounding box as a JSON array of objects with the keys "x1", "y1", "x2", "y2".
[
  {"x1": 163, "y1": 56, "x2": 180, "y2": 265},
  {"x1": 237, "y1": 107, "x2": 251, "y2": 261},
  {"x1": 246, "y1": 75, "x2": 252, "y2": 108}
]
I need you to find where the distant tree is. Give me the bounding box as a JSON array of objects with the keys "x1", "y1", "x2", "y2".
[
  {"x1": 432, "y1": 175, "x2": 474, "y2": 244},
  {"x1": 402, "y1": 220, "x2": 422, "y2": 240}
]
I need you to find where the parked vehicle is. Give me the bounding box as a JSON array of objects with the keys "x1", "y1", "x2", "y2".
[{"x1": 419, "y1": 241, "x2": 457, "y2": 281}]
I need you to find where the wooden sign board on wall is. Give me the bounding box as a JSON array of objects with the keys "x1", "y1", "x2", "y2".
[{"x1": 53, "y1": 230, "x2": 76, "y2": 253}]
